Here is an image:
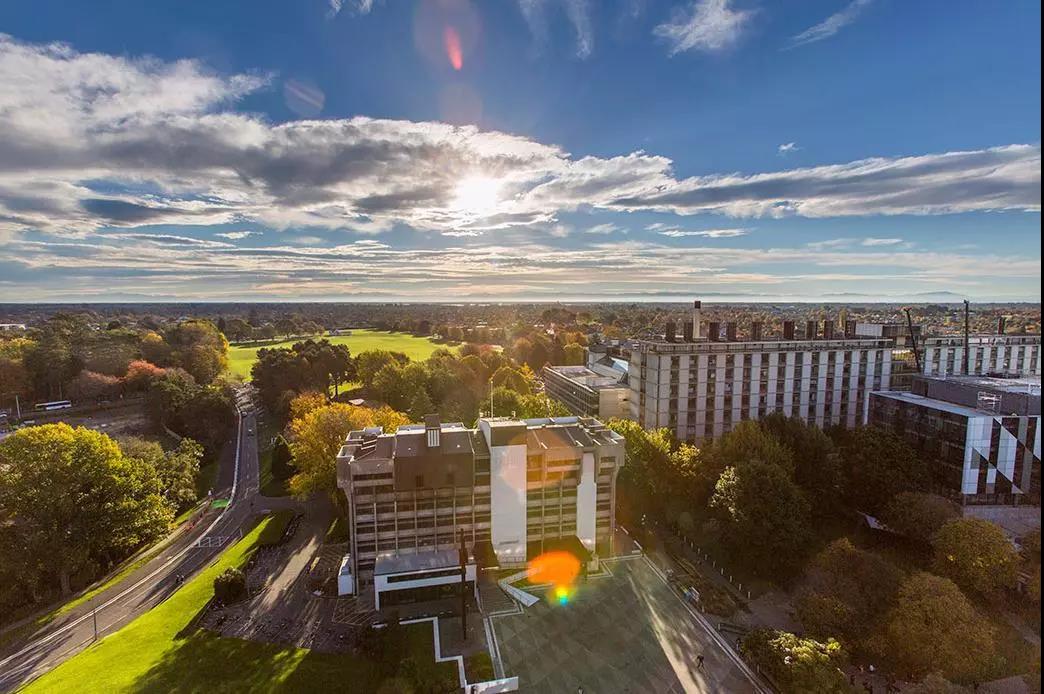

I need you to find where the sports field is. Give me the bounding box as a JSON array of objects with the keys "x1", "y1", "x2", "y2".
[{"x1": 227, "y1": 329, "x2": 446, "y2": 379}]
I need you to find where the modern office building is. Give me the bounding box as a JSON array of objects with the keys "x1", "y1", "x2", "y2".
[
  {"x1": 920, "y1": 334, "x2": 1040, "y2": 378},
  {"x1": 542, "y1": 361, "x2": 630, "y2": 420},
  {"x1": 870, "y1": 374, "x2": 1040, "y2": 514},
  {"x1": 335, "y1": 415, "x2": 626, "y2": 602},
  {"x1": 629, "y1": 308, "x2": 893, "y2": 442}
]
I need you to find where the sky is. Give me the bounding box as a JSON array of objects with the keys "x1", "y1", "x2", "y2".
[{"x1": 0, "y1": 0, "x2": 1040, "y2": 303}]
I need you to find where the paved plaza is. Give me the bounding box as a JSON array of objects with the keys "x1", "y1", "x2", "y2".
[{"x1": 490, "y1": 557, "x2": 763, "y2": 693}]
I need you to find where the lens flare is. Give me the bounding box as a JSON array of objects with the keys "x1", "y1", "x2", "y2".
[
  {"x1": 529, "y1": 551, "x2": 581, "y2": 606},
  {"x1": 444, "y1": 26, "x2": 463, "y2": 70}
]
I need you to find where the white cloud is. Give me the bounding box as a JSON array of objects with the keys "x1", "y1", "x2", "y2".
[
  {"x1": 659, "y1": 228, "x2": 750, "y2": 238},
  {"x1": 654, "y1": 0, "x2": 755, "y2": 55},
  {"x1": 0, "y1": 35, "x2": 1038, "y2": 245},
  {"x1": 789, "y1": 0, "x2": 872, "y2": 48},
  {"x1": 518, "y1": 0, "x2": 594, "y2": 58},
  {"x1": 584, "y1": 223, "x2": 623, "y2": 234},
  {"x1": 861, "y1": 237, "x2": 903, "y2": 246},
  {"x1": 215, "y1": 230, "x2": 261, "y2": 240},
  {"x1": 328, "y1": 0, "x2": 377, "y2": 18},
  {"x1": 778, "y1": 142, "x2": 799, "y2": 155}
]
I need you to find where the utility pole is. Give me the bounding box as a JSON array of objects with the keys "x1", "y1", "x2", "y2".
[
  {"x1": 489, "y1": 378, "x2": 494, "y2": 418},
  {"x1": 92, "y1": 599, "x2": 99, "y2": 641},
  {"x1": 963, "y1": 299, "x2": 971, "y2": 375}
]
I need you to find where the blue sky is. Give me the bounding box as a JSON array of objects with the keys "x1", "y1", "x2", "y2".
[{"x1": 0, "y1": 0, "x2": 1039, "y2": 301}]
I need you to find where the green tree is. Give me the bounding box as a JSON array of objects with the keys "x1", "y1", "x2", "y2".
[
  {"x1": 119, "y1": 436, "x2": 202, "y2": 512},
  {"x1": 760, "y1": 413, "x2": 844, "y2": 513},
  {"x1": 270, "y1": 435, "x2": 296, "y2": 482},
  {"x1": 931, "y1": 517, "x2": 1019, "y2": 595},
  {"x1": 165, "y1": 320, "x2": 229, "y2": 385},
  {"x1": 562, "y1": 342, "x2": 585, "y2": 365},
  {"x1": 0, "y1": 424, "x2": 171, "y2": 595},
  {"x1": 740, "y1": 628, "x2": 849, "y2": 694},
  {"x1": 875, "y1": 572, "x2": 996, "y2": 681},
  {"x1": 880, "y1": 492, "x2": 960, "y2": 544},
  {"x1": 355, "y1": 350, "x2": 410, "y2": 387},
  {"x1": 835, "y1": 426, "x2": 930, "y2": 514},
  {"x1": 796, "y1": 538, "x2": 902, "y2": 644},
  {"x1": 711, "y1": 460, "x2": 812, "y2": 575}
]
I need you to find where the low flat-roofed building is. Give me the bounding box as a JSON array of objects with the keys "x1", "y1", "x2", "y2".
[
  {"x1": 870, "y1": 374, "x2": 1040, "y2": 513},
  {"x1": 542, "y1": 363, "x2": 631, "y2": 420},
  {"x1": 335, "y1": 415, "x2": 626, "y2": 599}
]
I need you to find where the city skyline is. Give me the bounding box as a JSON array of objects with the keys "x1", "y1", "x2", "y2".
[{"x1": 0, "y1": 0, "x2": 1040, "y2": 302}]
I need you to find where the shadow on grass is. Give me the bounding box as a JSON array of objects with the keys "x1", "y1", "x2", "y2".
[{"x1": 131, "y1": 629, "x2": 380, "y2": 693}]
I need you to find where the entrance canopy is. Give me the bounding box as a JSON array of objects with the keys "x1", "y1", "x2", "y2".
[{"x1": 372, "y1": 548, "x2": 476, "y2": 610}]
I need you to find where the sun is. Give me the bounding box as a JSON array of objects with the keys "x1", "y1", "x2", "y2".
[{"x1": 452, "y1": 176, "x2": 501, "y2": 215}]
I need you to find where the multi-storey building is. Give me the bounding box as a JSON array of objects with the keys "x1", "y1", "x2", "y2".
[
  {"x1": 869, "y1": 374, "x2": 1040, "y2": 530},
  {"x1": 542, "y1": 362, "x2": 630, "y2": 420},
  {"x1": 629, "y1": 316, "x2": 893, "y2": 442},
  {"x1": 335, "y1": 415, "x2": 625, "y2": 601},
  {"x1": 921, "y1": 334, "x2": 1040, "y2": 377}
]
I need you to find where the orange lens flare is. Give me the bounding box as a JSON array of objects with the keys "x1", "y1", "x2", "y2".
[
  {"x1": 528, "y1": 551, "x2": 580, "y2": 604},
  {"x1": 444, "y1": 26, "x2": 463, "y2": 70}
]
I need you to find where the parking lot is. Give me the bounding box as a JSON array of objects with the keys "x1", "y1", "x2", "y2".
[{"x1": 490, "y1": 556, "x2": 763, "y2": 693}]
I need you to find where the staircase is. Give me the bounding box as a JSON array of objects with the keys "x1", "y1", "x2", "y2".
[{"x1": 497, "y1": 570, "x2": 541, "y2": 608}]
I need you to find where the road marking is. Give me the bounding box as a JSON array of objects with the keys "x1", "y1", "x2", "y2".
[{"x1": 0, "y1": 400, "x2": 247, "y2": 674}]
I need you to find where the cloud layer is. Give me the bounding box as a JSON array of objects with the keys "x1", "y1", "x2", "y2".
[{"x1": 0, "y1": 34, "x2": 1039, "y2": 243}]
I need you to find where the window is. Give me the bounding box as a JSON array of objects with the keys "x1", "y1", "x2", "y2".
[{"x1": 415, "y1": 474, "x2": 424, "y2": 488}]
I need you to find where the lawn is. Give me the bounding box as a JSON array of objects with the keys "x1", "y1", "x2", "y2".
[
  {"x1": 227, "y1": 329, "x2": 448, "y2": 379},
  {"x1": 25, "y1": 512, "x2": 458, "y2": 694}
]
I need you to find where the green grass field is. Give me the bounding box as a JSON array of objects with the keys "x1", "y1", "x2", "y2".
[
  {"x1": 227, "y1": 329, "x2": 448, "y2": 379},
  {"x1": 25, "y1": 512, "x2": 458, "y2": 693}
]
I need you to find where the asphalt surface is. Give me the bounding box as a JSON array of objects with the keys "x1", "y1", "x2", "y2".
[{"x1": 0, "y1": 387, "x2": 262, "y2": 692}]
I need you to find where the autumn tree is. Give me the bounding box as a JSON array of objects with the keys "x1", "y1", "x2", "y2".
[
  {"x1": 288, "y1": 403, "x2": 410, "y2": 497},
  {"x1": 741, "y1": 629, "x2": 849, "y2": 694}
]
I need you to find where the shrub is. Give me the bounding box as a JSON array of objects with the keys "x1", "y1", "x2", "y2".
[{"x1": 213, "y1": 567, "x2": 247, "y2": 604}]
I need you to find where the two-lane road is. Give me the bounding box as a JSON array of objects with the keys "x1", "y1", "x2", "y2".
[{"x1": 0, "y1": 390, "x2": 262, "y2": 692}]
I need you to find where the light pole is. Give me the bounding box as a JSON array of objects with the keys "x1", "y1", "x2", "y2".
[{"x1": 91, "y1": 598, "x2": 99, "y2": 641}]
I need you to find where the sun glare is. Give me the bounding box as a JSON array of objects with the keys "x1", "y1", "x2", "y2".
[{"x1": 452, "y1": 175, "x2": 501, "y2": 215}]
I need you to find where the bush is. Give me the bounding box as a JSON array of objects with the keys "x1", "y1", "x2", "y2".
[
  {"x1": 741, "y1": 628, "x2": 849, "y2": 694},
  {"x1": 213, "y1": 567, "x2": 247, "y2": 604}
]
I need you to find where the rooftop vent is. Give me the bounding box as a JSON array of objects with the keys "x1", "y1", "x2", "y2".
[{"x1": 424, "y1": 414, "x2": 441, "y2": 448}]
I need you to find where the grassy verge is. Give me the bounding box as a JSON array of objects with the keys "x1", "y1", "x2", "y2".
[
  {"x1": 324, "y1": 516, "x2": 348, "y2": 544},
  {"x1": 25, "y1": 512, "x2": 457, "y2": 693}
]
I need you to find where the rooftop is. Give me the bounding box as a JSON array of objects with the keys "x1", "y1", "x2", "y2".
[
  {"x1": 373, "y1": 548, "x2": 469, "y2": 576},
  {"x1": 873, "y1": 389, "x2": 1041, "y2": 419},
  {"x1": 544, "y1": 364, "x2": 627, "y2": 390}
]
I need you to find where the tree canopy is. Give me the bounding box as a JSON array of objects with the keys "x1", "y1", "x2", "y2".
[{"x1": 931, "y1": 517, "x2": 1019, "y2": 595}]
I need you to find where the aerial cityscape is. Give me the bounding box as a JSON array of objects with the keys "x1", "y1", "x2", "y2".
[{"x1": 0, "y1": 1, "x2": 1040, "y2": 693}]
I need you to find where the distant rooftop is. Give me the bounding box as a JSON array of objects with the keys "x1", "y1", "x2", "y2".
[{"x1": 545, "y1": 364, "x2": 627, "y2": 390}]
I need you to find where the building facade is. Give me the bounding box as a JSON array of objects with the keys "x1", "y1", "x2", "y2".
[
  {"x1": 869, "y1": 375, "x2": 1041, "y2": 508},
  {"x1": 542, "y1": 364, "x2": 630, "y2": 420},
  {"x1": 629, "y1": 336, "x2": 893, "y2": 442},
  {"x1": 335, "y1": 415, "x2": 626, "y2": 594},
  {"x1": 921, "y1": 335, "x2": 1040, "y2": 377}
]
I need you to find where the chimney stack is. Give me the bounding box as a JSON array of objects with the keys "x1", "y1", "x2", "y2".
[
  {"x1": 682, "y1": 320, "x2": 694, "y2": 343},
  {"x1": 425, "y1": 414, "x2": 441, "y2": 448},
  {"x1": 783, "y1": 320, "x2": 795, "y2": 340},
  {"x1": 822, "y1": 320, "x2": 835, "y2": 340},
  {"x1": 725, "y1": 322, "x2": 737, "y2": 342},
  {"x1": 997, "y1": 316, "x2": 1006, "y2": 335},
  {"x1": 665, "y1": 320, "x2": 677, "y2": 343},
  {"x1": 845, "y1": 320, "x2": 857, "y2": 338},
  {"x1": 806, "y1": 320, "x2": 818, "y2": 340},
  {"x1": 708, "y1": 321, "x2": 721, "y2": 342},
  {"x1": 692, "y1": 300, "x2": 703, "y2": 340},
  {"x1": 751, "y1": 321, "x2": 763, "y2": 341}
]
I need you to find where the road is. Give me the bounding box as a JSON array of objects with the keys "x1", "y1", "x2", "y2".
[{"x1": 0, "y1": 387, "x2": 262, "y2": 692}]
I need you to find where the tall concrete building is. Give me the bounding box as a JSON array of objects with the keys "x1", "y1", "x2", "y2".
[
  {"x1": 629, "y1": 309, "x2": 893, "y2": 442},
  {"x1": 335, "y1": 415, "x2": 625, "y2": 602}
]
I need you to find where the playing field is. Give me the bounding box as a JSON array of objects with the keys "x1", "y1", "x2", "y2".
[{"x1": 227, "y1": 329, "x2": 447, "y2": 379}]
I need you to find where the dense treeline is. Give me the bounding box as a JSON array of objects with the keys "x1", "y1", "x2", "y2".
[{"x1": 0, "y1": 425, "x2": 204, "y2": 616}]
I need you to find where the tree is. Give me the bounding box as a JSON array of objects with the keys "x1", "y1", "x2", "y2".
[
  {"x1": 0, "y1": 424, "x2": 171, "y2": 595},
  {"x1": 123, "y1": 359, "x2": 166, "y2": 391},
  {"x1": 711, "y1": 460, "x2": 812, "y2": 575},
  {"x1": 796, "y1": 538, "x2": 902, "y2": 644},
  {"x1": 165, "y1": 320, "x2": 229, "y2": 385},
  {"x1": 880, "y1": 492, "x2": 959, "y2": 544},
  {"x1": 355, "y1": 350, "x2": 410, "y2": 387},
  {"x1": 740, "y1": 629, "x2": 849, "y2": 694},
  {"x1": 289, "y1": 391, "x2": 328, "y2": 421},
  {"x1": 905, "y1": 674, "x2": 973, "y2": 694},
  {"x1": 875, "y1": 572, "x2": 996, "y2": 681},
  {"x1": 67, "y1": 370, "x2": 122, "y2": 400},
  {"x1": 562, "y1": 342, "x2": 585, "y2": 365},
  {"x1": 931, "y1": 517, "x2": 1019, "y2": 595},
  {"x1": 835, "y1": 426, "x2": 930, "y2": 514},
  {"x1": 119, "y1": 436, "x2": 202, "y2": 512},
  {"x1": 139, "y1": 331, "x2": 172, "y2": 366},
  {"x1": 288, "y1": 403, "x2": 410, "y2": 497},
  {"x1": 760, "y1": 413, "x2": 844, "y2": 513},
  {"x1": 271, "y1": 435, "x2": 296, "y2": 482},
  {"x1": 213, "y1": 567, "x2": 247, "y2": 603},
  {"x1": 490, "y1": 366, "x2": 532, "y2": 394}
]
